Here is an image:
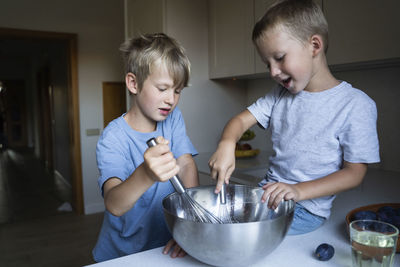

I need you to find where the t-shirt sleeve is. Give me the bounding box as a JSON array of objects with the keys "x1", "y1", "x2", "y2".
[
  {"x1": 339, "y1": 93, "x2": 380, "y2": 163},
  {"x1": 247, "y1": 85, "x2": 284, "y2": 129},
  {"x1": 96, "y1": 128, "x2": 131, "y2": 194},
  {"x1": 170, "y1": 107, "x2": 198, "y2": 159}
]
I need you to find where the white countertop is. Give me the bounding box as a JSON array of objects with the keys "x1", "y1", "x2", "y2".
[
  {"x1": 86, "y1": 168, "x2": 400, "y2": 267},
  {"x1": 194, "y1": 151, "x2": 272, "y2": 186},
  {"x1": 194, "y1": 151, "x2": 272, "y2": 173}
]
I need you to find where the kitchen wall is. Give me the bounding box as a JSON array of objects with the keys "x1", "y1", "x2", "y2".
[{"x1": 245, "y1": 66, "x2": 400, "y2": 173}]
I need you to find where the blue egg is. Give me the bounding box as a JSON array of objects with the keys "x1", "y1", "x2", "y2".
[{"x1": 315, "y1": 243, "x2": 334, "y2": 261}]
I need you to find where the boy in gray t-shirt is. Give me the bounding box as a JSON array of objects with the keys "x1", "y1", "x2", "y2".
[{"x1": 209, "y1": 0, "x2": 379, "y2": 235}]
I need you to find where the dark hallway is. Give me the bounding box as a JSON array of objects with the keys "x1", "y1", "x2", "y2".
[
  {"x1": 0, "y1": 148, "x2": 71, "y2": 224},
  {"x1": 0, "y1": 148, "x2": 102, "y2": 267}
]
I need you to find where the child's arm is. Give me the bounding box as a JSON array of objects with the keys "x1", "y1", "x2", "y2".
[
  {"x1": 262, "y1": 161, "x2": 367, "y2": 209},
  {"x1": 103, "y1": 137, "x2": 179, "y2": 217},
  {"x1": 209, "y1": 110, "x2": 258, "y2": 193},
  {"x1": 177, "y1": 153, "x2": 199, "y2": 188}
]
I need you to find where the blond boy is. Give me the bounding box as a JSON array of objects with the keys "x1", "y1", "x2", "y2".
[
  {"x1": 209, "y1": 0, "x2": 379, "y2": 235},
  {"x1": 93, "y1": 33, "x2": 198, "y2": 261}
]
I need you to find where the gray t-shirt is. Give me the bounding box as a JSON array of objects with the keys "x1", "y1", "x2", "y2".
[{"x1": 247, "y1": 81, "x2": 380, "y2": 218}]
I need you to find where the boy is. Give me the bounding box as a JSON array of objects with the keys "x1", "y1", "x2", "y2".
[
  {"x1": 209, "y1": 0, "x2": 379, "y2": 235},
  {"x1": 93, "y1": 33, "x2": 198, "y2": 262}
]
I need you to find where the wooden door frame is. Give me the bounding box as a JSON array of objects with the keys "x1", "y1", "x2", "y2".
[{"x1": 0, "y1": 27, "x2": 84, "y2": 214}]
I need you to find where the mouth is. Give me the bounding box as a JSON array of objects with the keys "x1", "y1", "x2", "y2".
[
  {"x1": 281, "y1": 77, "x2": 291, "y2": 88},
  {"x1": 159, "y1": 108, "x2": 171, "y2": 116}
]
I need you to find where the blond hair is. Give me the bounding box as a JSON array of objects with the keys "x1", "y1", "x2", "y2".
[
  {"x1": 252, "y1": 0, "x2": 329, "y2": 53},
  {"x1": 120, "y1": 33, "x2": 190, "y2": 90}
]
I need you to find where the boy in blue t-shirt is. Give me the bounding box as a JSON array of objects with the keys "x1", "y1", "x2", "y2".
[
  {"x1": 93, "y1": 33, "x2": 198, "y2": 262},
  {"x1": 209, "y1": 0, "x2": 379, "y2": 235}
]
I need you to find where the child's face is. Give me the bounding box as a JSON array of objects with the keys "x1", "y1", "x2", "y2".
[
  {"x1": 255, "y1": 26, "x2": 315, "y2": 94},
  {"x1": 135, "y1": 61, "x2": 182, "y2": 124}
]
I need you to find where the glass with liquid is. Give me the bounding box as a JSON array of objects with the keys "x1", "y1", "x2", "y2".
[{"x1": 350, "y1": 220, "x2": 398, "y2": 267}]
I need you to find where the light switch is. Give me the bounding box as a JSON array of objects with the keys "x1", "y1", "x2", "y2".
[{"x1": 86, "y1": 128, "x2": 100, "y2": 136}]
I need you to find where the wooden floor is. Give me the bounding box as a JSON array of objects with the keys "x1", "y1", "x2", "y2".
[{"x1": 0, "y1": 149, "x2": 103, "y2": 267}]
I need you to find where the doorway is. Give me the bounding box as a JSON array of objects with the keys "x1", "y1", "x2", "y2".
[
  {"x1": 0, "y1": 27, "x2": 83, "y2": 215},
  {"x1": 103, "y1": 82, "x2": 126, "y2": 127}
]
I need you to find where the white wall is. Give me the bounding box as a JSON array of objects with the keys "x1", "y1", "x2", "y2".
[{"x1": 0, "y1": 0, "x2": 125, "y2": 214}]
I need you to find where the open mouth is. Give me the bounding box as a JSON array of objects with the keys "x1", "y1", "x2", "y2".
[
  {"x1": 159, "y1": 108, "x2": 171, "y2": 116},
  {"x1": 282, "y1": 77, "x2": 291, "y2": 88}
]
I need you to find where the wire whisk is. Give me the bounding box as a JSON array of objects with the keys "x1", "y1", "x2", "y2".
[
  {"x1": 217, "y1": 183, "x2": 238, "y2": 223},
  {"x1": 146, "y1": 138, "x2": 223, "y2": 224}
]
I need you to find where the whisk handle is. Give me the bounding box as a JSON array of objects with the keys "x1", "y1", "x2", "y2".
[
  {"x1": 146, "y1": 138, "x2": 186, "y2": 194},
  {"x1": 220, "y1": 183, "x2": 227, "y2": 204}
]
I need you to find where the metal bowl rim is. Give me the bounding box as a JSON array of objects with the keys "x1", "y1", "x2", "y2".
[{"x1": 162, "y1": 184, "x2": 295, "y2": 224}]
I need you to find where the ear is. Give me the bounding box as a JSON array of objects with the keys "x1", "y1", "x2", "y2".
[
  {"x1": 125, "y1": 73, "x2": 139, "y2": 94},
  {"x1": 310, "y1": 34, "x2": 323, "y2": 57}
]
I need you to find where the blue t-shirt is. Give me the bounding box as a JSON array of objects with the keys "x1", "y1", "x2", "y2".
[
  {"x1": 92, "y1": 107, "x2": 197, "y2": 262},
  {"x1": 248, "y1": 81, "x2": 380, "y2": 218}
]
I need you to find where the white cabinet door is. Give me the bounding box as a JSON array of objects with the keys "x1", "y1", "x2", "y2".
[
  {"x1": 324, "y1": 0, "x2": 400, "y2": 66},
  {"x1": 124, "y1": 0, "x2": 165, "y2": 40},
  {"x1": 254, "y1": 0, "x2": 274, "y2": 74},
  {"x1": 208, "y1": 0, "x2": 255, "y2": 79}
]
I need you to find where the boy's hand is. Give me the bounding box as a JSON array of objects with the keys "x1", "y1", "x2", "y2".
[
  {"x1": 208, "y1": 140, "x2": 236, "y2": 194},
  {"x1": 261, "y1": 182, "x2": 300, "y2": 209},
  {"x1": 143, "y1": 136, "x2": 180, "y2": 182},
  {"x1": 163, "y1": 239, "x2": 186, "y2": 258}
]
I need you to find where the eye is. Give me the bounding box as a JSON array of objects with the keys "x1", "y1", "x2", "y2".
[
  {"x1": 157, "y1": 87, "x2": 167, "y2": 92},
  {"x1": 174, "y1": 89, "x2": 182, "y2": 95},
  {"x1": 275, "y1": 54, "x2": 285, "y2": 62}
]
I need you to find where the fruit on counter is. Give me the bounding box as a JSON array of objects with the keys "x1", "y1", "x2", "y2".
[
  {"x1": 235, "y1": 130, "x2": 259, "y2": 157},
  {"x1": 351, "y1": 206, "x2": 400, "y2": 230},
  {"x1": 235, "y1": 143, "x2": 252, "y2": 150},
  {"x1": 234, "y1": 149, "x2": 260, "y2": 158},
  {"x1": 239, "y1": 129, "x2": 256, "y2": 141},
  {"x1": 315, "y1": 243, "x2": 334, "y2": 261},
  {"x1": 353, "y1": 210, "x2": 378, "y2": 221}
]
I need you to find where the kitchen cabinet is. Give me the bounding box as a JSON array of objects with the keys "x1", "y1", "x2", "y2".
[
  {"x1": 208, "y1": 0, "x2": 256, "y2": 79},
  {"x1": 324, "y1": 0, "x2": 400, "y2": 66},
  {"x1": 124, "y1": 0, "x2": 165, "y2": 39},
  {"x1": 208, "y1": 0, "x2": 277, "y2": 79},
  {"x1": 208, "y1": 0, "x2": 322, "y2": 79},
  {"x1": 208, "y1": 0, "x2": 399, "y2": 79}
]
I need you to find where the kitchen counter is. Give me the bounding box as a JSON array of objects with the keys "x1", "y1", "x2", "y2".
[
  {"x1": 86, "y1": 168, "x2": 400, "y2": 267},
  {"x1": 194, "y1": 151, "x2": 272, "y2": 186}
]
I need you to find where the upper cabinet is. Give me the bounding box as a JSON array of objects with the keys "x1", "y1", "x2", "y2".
[
  {"x1": 208, "y1": 0, "x2": 257, "y2": 79},
  {"x1": 324, "y1": 0, "x2": 400, "y2": 66},
  {"x1": 124, "y1": 0, "x2": 165, "y2": 40},
  {"x1": 208, "y1": 0, "x2": 321, "y2": 79},
  {"x1": 208, "y1": 0, "x2": 399, "y2": 79}
]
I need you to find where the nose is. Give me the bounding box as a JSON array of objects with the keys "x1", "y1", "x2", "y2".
[
  {"x1": 269, "y1": 63, "x2": 281, "y2": 78},
  {"x1": 164, "y1": 90, "x2": 175, "y2": 106}
]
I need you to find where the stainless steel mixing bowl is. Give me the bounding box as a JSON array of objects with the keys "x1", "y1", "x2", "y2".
[{"x1": 162, "y1": 184, "x2": 295, "y2": 267}]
